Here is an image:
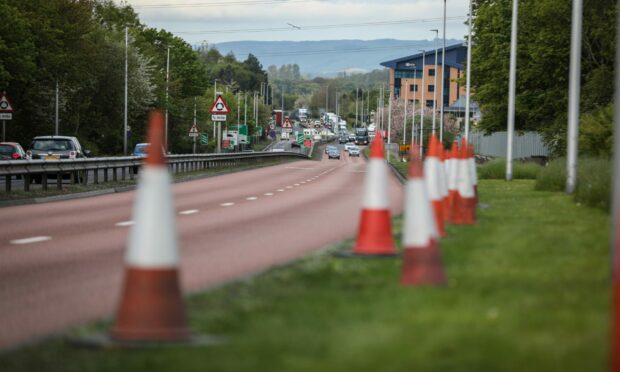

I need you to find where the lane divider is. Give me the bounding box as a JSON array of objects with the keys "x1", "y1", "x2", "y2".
[
  {"x1": 116, "y1": 221, "x2": 135, "y2": 227},
  {"x1": 246, "y1": 197, "x2": 258, "y2": 201},
  {"x1": 220, "y1": 202, "x2": 235, "y2": 207},
  {"x1": 179, "y1": 209, "x2": 199, "y2": 215},
  {"x1": 264, "y1": 192, "x2": 274, "y2": 196},
  {"x1": 10, "y1": 236, "x2": 52, "y2": 245}
]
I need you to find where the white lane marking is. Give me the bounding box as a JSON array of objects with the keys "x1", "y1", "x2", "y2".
[
  {"x1": 306, "y1": 179, "x2": 312, "y2": 182},
  {"x1": 286, "y1": 186, "x2": 293, "y2": 189},
  {"x1": 294, "y1": 183, "x2": 300, "y2": 186},
  {"x1": 277, "y1": 189, "x2": 285, "y2": 192},
  {"x1": 10, "y1": 236, "x2": 52, "y2": 245},
  {"x1": 115, "y1": 221, "x2": 135, "y2": 227},
  {"x1": 220, "y1": 202, "x2": 235, "y2": 207},
  {"x1": 285, "y1": 167, "x2": 315, "y2": 170},
  {"x1": 264, "y1": 192, "x2": 274, "y2": 196},
  {"x1": 246, "y1": 196, "x2": 258, "y2": 201},
  {"x1": 300, "y1": 181, "x2": 306, "y2": 184},
  {"x1": 179, "y1": 209, "x2": 199, "y2": 215},
  {"x1": 351, "y1": 170, "x2": 367, "y2": 173}
]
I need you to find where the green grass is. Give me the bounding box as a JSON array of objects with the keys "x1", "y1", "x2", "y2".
[
  {"x1": 0, "y1": 180, "x2": 610, "y2": 372},
  {"x1": 478, "y1": 158, "x2": 542, "y2": 179},
  {"x1": 535, "y1": 157, "x2": 611, "y2": 211}
]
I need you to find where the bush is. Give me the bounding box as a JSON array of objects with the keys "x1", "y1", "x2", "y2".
[
  {"x1": 478, "y1": 158, "x2": 542, "y2": 180},
  {"x1": 535, "y1": 157, "x2": 611, "y2": 211}
]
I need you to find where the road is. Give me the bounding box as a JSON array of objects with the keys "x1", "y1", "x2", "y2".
[{"x1": 0, "y1": 147, "x2": 403, "y2": 349}]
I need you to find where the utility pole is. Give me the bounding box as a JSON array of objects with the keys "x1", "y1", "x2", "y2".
[
  {"x1": 439, "y1": 0, "x2": 447, "y2": 143},
  {"x1": 213, "y1": 79, "x2": 218, "y2": 141},
  {"x1": 124, "y1": 26, "x2": 129, "y2": 155},
  {"x1": 55, "y1": 81, "x2": 59, "y2": 136},
  {"x1": 464, "y1": 0, "x2": 474, "y2": 141},
  {"x1": 411, "y1": 68, "x2": 417, "y2": 145},
  {"x1": 431, "y1": 29, "x2": 439, "y2": 134},
  {"x1": 192, "y1": 97, "x2": 197, "y2": 154},
  {"x1": 419, "y1": 50, "x2": 426, "y2": 156},
  {"x1": 506, "y1": 0, "x2": 519, "y2": 181},
  {"x1": 165, "y1": 45, "x2": 171, "y2": 152},
  {"x1": 566, "y1": 0, "x2": 583, "y2": 194},
  {"x1": 403, "y1": 83, "x2": 408, "y2": 145},
  {"x1": 387, "y1": 91, "x2": 392, "y2": 161}
]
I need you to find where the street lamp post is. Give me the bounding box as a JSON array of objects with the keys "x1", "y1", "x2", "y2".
[
  {"x1": 165, "y1": 45, "x2": 171, "y2": 152},
  {"x1": 124, "y1": 26, "x2": 128, "y2": 156},
  {"x1": 419, "y1": 49, "x2": 426, "y2": 156},
  {"x1": 411, "y1": 67, "x2": 417, "y2": 146},
  {"x1": 506, "y1": 0, "x2": 519, "y2": 181},
  {"x1": 566, "y1": 0, "x2": 583, "y2": 194},
  {"x1": 464, "y1": 0, "x2": 474, "y2": 141},
  {"x1": 439, "y1": 0, "x2": 447, "y2": 143},
  {"x1": 431, "y1": 29, "x2": 439, "y2": 135}
]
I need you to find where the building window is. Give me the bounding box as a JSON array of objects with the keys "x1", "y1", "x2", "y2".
[
  {"x1": 428, "y1": 69, "x2": 436, "y2": 77},
  {"x1": 426, "y1": 100, "x2": 435, "y2": 108},
  {"x1": 428, "y1": 85, "x2": 435, "y2": 92},
  {"x1": 410, "y1": 84, "x2": 418, "y2": 92}
]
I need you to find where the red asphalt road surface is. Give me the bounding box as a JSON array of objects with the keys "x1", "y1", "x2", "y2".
[{"x1": 0, "y1": 151, "x2": 403, "y2": 349}]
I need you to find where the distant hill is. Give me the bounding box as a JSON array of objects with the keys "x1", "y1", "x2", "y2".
[{"x1": 212, "y1": 39, "x2": 462, "y2": 78}]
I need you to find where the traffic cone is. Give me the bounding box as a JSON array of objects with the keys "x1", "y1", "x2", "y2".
[
  {"x1": 424, "y1": 135, "x2": 446, "y2": 236},
  {"x1": 437, "y1": 141, "x2": 450, "y2": 222},
  {"x1": 111, "y1": 110, "x2": 190, "y2": 342},
  {"x1": 401, "y1": 145, "x2": 446, "y2": 285},
  {"x1": 467, "y1": 143, "x2": 479, "y2": 205},
  {"x1": 453, "y1": 138, "x2": 476, "y2": 225},
  {"x1": 447, "y1": 141, "x2": 460, "y2": 223},
  {"x1": 350, "y1": 134, "x2": 397, "y2": 256}
]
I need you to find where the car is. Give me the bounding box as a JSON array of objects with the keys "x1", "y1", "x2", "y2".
[
  {"x1": 132, "y1": 143, "x2": 150, "y2": 158},
  {"x1": 348, "y1": 146, "x2": 360, "y2": 157},
  {"x1": 348, "y1": 133, "x2": 356, "y2": 142},
  {"x1": 327, "y1": 149, "x2": 340, "y2": 159},
  {"x1": 27, "y1": 135, "x2": 90, "y2": 160},
  {"x1": 339, "y1": 136, "x2": 348, "y2": 144},
  {"x1": 344, "y1": 142, "x2": 356, "y2": 152},
  {"x1": 325, "y1": 145, "x2": 337, "y2": 154},
  {"x1": 0, "y1": 142, "x2": 26, "y2": 160}
]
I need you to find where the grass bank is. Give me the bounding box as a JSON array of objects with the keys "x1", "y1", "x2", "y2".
[{"x1": 0, "y1": 180, "x2": 610, "y2": 371}]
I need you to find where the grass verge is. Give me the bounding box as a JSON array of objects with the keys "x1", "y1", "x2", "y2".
[
  {"x1": 0, "y1": 180, "x2": 610, "y2": 371},
  {"x1": 478, "y1": 158, "x2": 542, "y2": 179},
  {"x1": 535, "y1": 157, "x2": 611, "y2": 211}
]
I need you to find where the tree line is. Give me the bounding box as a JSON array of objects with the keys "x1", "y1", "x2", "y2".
[{"x1": 0, "y1": 0, "x2": 270, "y2": 155}]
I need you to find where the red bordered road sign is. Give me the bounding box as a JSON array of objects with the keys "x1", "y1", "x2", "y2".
[
  {"x1": 0, "y1": 92, "x2": 14, "y2": 113},
  {"x1": 282, "y1": 118, "x2": 292, "y2": 129},
  {"x1": 209, "y1": 95, "x2": 230, "y2": 115}
]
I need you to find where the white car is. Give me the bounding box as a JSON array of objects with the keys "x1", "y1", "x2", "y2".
[{"x1": 344, "y1": 142, "x2": 356, "y2": 152}]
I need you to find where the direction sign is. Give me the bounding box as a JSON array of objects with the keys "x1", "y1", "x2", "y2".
[
  {"x1": 212, "y1": 114, "x2": 226, "y2": 121},
  {"x1": 209, "y1": 95, "x2": 230, "y2": 115},
  {"x1": 200, "y1": 133, "x2": 209, "y2": 145},
  {"x1": 296, "y1": 133, "x2": 304, "y2": 145},
  {"x1": 0, "y1": 93, "x2": 14, "y2": 113}
]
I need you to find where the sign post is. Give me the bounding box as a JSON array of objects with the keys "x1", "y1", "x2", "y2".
[
  {"x1": 209, "y1": 94, "x2": 230, "y2": 153},
  {"x1": 0, "y1": 92, "x2": 14, "y2": 141},
  {"x1": 189, "y1": 122, "x2": 199, "y2": 154}
]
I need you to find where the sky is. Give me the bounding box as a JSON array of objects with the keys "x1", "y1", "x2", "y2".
[{"x1": 120, "y1": 0, "x2": 471, "y2": 45}]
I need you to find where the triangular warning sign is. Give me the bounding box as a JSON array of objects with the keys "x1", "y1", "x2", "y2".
[
  {"x1": 189, "y1": 123, "x2": 199, "y2": 133},
  {"x1": 0, "y1": 94, "x2": 14, "y2": 113},
  {"x1": 209, "y1": 95, "x2": 230, "y2": 114},
  {"x1": 283, "y1": 118, "x2": 292, "y2": 128}
]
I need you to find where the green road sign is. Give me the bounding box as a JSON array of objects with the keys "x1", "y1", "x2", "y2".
[
  {"x1": 296, "y1": 133, "x2": 304, "y2": 145},
  {"x1": 200, "y1": 133, "x2": 208, "y2": 145}
]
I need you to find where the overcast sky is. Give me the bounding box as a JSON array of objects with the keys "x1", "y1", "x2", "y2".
[{"x1": 121, "y1": 0, "x2": 471, "y2": 45}]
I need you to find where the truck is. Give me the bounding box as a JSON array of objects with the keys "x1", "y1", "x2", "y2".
[
  {"x1": 272, "y1": 110, "x2": 284, "y2": 126},
  {"x1": 355, "y1": 127, "x2": 369, "y2": 145}
]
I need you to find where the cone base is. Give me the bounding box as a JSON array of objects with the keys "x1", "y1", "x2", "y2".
[
  {"x1": 400, "y1": 241, "x2": 447, "y2": 286},
  {"x1": 112, "y1": 268, "x2": 190, "y2": 342},
  {"x1": 451, "y1": 195, "x2": 476, "y2": 225},
  {"x1": 352, "y1": 209, "x2": 396, "y2": 255},
  {"x1": 333, "y1": 250, "x2": 400, "y2": 259}
]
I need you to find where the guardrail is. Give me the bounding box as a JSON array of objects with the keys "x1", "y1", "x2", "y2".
[{"x1": 0, "y1": 151, "x2": 309, "y2": 192}]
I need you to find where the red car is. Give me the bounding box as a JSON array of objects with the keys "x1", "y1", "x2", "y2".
[{"x1": 0, "y1": 142, "x2": 26, "y2": 160}]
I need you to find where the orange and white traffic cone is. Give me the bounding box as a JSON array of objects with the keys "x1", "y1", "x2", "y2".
[
  {"x1": 453, "y1": 139, "x2": 476, "y2": 225},
  {"x1": 401, "y1": 144, "x2": 446, "y2": 286},
  {"x1": 349, "y1": 134, "x2": 397, "y2": 256},
  {"x1": 111, "y1": 110, "x2": 190, "y2": 342},
  {"x1": 437, "y1": 141, "x2": 450, "y2": 223},
  {"x1": 447, "y1": 141, "x2": 459, "y2": 223},
  {"x1": 467, "y1": 143, "x2": 479, "y2": 205},
  {"x1": 424, "y1": 135, "x2": 446, "y2": 236}
]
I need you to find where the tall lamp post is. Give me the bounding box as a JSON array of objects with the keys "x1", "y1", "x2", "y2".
[
  {"x1": 464, "y1": 0, "x2": 474, "y2": 141},
  {"x1": 419, "y1": 49, "x2": 426, "y2": 156},
  {"x1": 124, "y1": 26, "x2": 129, "y2": 155},
  {"x1": 439, "y1": 0, "x2": 447, "y2": 143},
  {"x1": 506, "y1": 0, "x2": 518, "y2": 181},
  {"x1": 431, "y1": 29, "x2": 439, "y2": 135},
  {"x1": 566, "y1": 0, "x2": 583, "y2": 194},
  {"x1": 164, "y1": 45, "x2": 171, "y2": 152}
]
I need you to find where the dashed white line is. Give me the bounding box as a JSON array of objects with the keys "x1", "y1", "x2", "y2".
[
  {"x1": 277, "y1": 189, "x2": 285, "y2": 192},
  {"x1": 220, "y1": 202, "x2": 235, "y2": 207},
  {"x1": 179, "y1": 209, "x2": 199, "y2": 215},
  {"x1": 246, "y1": 196, "x2": 258, "y2": 201},
  {"x1": 294, "y1": 183, "x2": 300, "y2": 186},
  {"x1": 264, "y1": 192, "x2": 274, "y2": 196},
  {"x1": 300, "y1": 181, "x2": 306, "y2": 184},
  {"x1": 286, "y1": 186, "x2": 294, "y2": 189},
  {"x1": 10, "y1": 236, "x2": 52, "y2": 245},
  {"x1": 115, "y1": 221, "x2": 134, "y2": 227}
]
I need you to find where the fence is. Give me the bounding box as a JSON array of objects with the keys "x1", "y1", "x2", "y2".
[
  {"x1": 0, "y1": 151, "x2": 308, "y2": 193},
  {"x1": 469, "y1": 131, "x2": 550, "y2": 158}
]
